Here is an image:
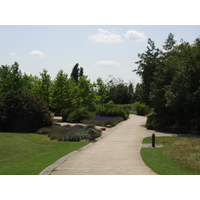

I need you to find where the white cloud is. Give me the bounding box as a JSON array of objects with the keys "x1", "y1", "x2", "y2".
[
  {"x1": 30, "y1": 50, "x2": 45, "y2": 57},
  {"x1": 89, "y1": 29, "x2": 123, "y2": 43},
  {"x1": 124, "y1": 30, "x2": 146, "y2": 42},
  {"x1": 97, "y1": 60, "x2": 120, "y2": 66}
]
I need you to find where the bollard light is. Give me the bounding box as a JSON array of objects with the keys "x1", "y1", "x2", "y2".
[{"x1": 152, "y1": 133, "x2": 155, "y2": 147}]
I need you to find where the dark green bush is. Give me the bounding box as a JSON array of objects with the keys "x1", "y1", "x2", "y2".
[
  {"x1": 62, "y1": 108, "x2": 75, "y2": 122},
  {"x1": 0, "y1": 91, "x2": 52, "y2": 132},
  {"x1": 146, "y1": 111, "x2": 176, "y2": 131},
  {"x1": 97, "y1": 107, "x2": 129, "y2": 120},
  {"x1": 133, "y1": 102, "x2": 151, "y2": 116},
  {"x1": 145, "y1": 112, "x2": 157, "y2": 130},
  {"x1": 67, "y1": 109, "x2": 94, "y2": 123}
]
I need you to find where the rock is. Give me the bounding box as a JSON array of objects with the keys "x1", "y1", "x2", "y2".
[{"x1": 106, "y1": 125, "x2": 112, "y2": 128}]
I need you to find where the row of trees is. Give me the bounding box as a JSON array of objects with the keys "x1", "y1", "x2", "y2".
[
  {"x1": 134, "y1": 33, "x2": 200, "y2": 131},
  {"x1": 0, "y1": 62, "x2": 135, "y2": 114}
]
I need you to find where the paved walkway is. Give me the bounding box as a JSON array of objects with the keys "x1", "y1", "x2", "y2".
[{"x1": 50, "y1": 114, "x2": 174, "y2": 175}]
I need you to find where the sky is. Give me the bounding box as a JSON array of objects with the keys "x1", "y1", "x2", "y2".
[{"x1": 0, "y1": 25, "x2": 200, "y2": 85}]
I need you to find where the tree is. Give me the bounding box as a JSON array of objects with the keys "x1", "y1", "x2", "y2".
[
  {"x1": 134, "y1": 38, "x2": 161, "y2": 105},
  {"x1": 0, "y1": 62, "x2": 24, "y2": 95},
  {"x1": 67, "y1": 77, "x2": 80, "y2": 109},
  {"x1": 134, "y1": 83, "x2": 143, "y2": 102},
  {"x1": 163, "y1": 33, "x2": 176, "y2": 51},
  {"x1": 128, "y1": 82, "x2": 134, "y2": 103},
  {"x1": 95, "y1": 77, "x2": 108, "y2": 110},
  {"x1": 164, "y1": 40, "x2": 200, "y2": 129},
  {"x1": 51, "y1": 70, "x2": 69, "y2": 111},
  {"x1": 70, "y1": 63, "x2": 84, "y2": 83},
  {"x1": 107, "y1": 76, "x2": 132, "y2": 104},
  {"x1": 79, "y1": 67, "x2": 84, "y2": 77},
  {"x1": 71, "y1": 63, "x2": 79, "y2": 82},
  {"x1": 139, "y1": 34, "x2": 200, "y2": 131},
  {"x1": 77, "y1": 76, "x2": 96, "y2": 110},
  {"x1": 32, "y1": 69, "x2": 52, "y2": 106}
]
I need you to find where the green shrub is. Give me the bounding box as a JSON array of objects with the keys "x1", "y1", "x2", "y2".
[
  {"x1": 145, "y1": 112, "x2": 176, "y2": 131},
  {"x1": 133, "y1": 102, "x2": 151, "y2": 116},
  {"x1": 62, "y1": 108, "x2": 75, "y2": 122},
  {"x1": 0, "y1": 91, "x2": 53, "y2": 132},
  {"x1": 146, "y1": 112, "x2": 157, "y2": 130},
  {"x1": 67, "y1": 109, "x2": 94, "y2": 123},
  {"x1": 96, "y1": 107, "x2": 129, "y2": 120}
]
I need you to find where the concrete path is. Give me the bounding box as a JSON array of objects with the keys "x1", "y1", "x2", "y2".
[{"x1": 50, "y1": 114, "x2": 173, "y2": 175}]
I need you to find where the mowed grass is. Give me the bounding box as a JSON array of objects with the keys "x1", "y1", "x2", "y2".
[
  {"x1": 141, "y1": 136, "x2": 200, "y2": 175},
  {"x1": 0, "y1": 132, "x2": 88, "y2": 175}
]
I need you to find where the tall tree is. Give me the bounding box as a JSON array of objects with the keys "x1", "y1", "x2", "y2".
[
  {"x1": 70, "y1": 63, "x2": 79, "y2": 82},
  {"x1": 51, "y1": 70, "x2": 69, "y2": 111},
  {"x1": 95, "y1": 77, "x2": 108, "y2": 110},
  {"x1": 134, "y1": 38, "x2": 160, "y2": 105},
  {"x1": 163, "y1": 33, "x2": 176, "y2": 51},
  {"x1": 33, "y1": 69, "x2": 52, "y2": 105},
  {"x1": 107, "y1": 77, "x2": 131, "y2": 104},
  {"x1": 150, "y1": 33, "x2": 178, "y2": 116},
  {"x1": 77, "y1": 76, "x2": 96, "y2": 110},
  {"x1": 70, "y1": 63, "x2": 84, "y2": 83},
  {"x1": 79, "y1": 67, "x2": 84, "y2": 77},
  {"x1": 0, "y1": 62, "x2": 23, "y2": 95}
]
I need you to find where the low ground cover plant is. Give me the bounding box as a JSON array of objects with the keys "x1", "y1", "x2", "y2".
[
  {"x1": 37, "y1": 124, "x2": 101, "y2": 142},
  {"x1": 141, "y1": 136, "x2": 200, "y2": 175},
  {"x1": 83, "y1": 116, "x2": 123, "y2": 127}
]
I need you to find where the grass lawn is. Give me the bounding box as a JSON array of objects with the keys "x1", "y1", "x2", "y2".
[
  {"x1": 141, "y1": 136, "x2": 200, "y2": 175},
  {"x1": 0, "y1": 132, "x2": 88, "y2": 175}
]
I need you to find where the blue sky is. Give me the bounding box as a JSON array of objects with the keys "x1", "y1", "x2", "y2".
[{"x1": 0, "y1": 25, "x2": 200, "y2": 85}]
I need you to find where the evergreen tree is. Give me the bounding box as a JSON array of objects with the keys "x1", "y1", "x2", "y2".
[
  {"x1": 51, "y1": 70, "x2": 69, "y2": 111},
  {"x1": 134, "y1": 38, "x2": 160, "y2": 105},
  {"x1": 70, "y1": 63, "x2": 84, "y2": 83},
  {"x1": 71, "y1": 63, "x2": 79, "y2": 82}
]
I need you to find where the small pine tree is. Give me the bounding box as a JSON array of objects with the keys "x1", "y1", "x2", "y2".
[
  {"x1": 71, "y1": 63, "x2": 79, "y2": 82},
  {"x1": 70, "y1": 63, "x2": 84, "y2": 82}
]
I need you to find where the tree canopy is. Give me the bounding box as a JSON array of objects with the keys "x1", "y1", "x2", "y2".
[{"x1": 134, "y1": 33, "x2": 200, "y2": 131}]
